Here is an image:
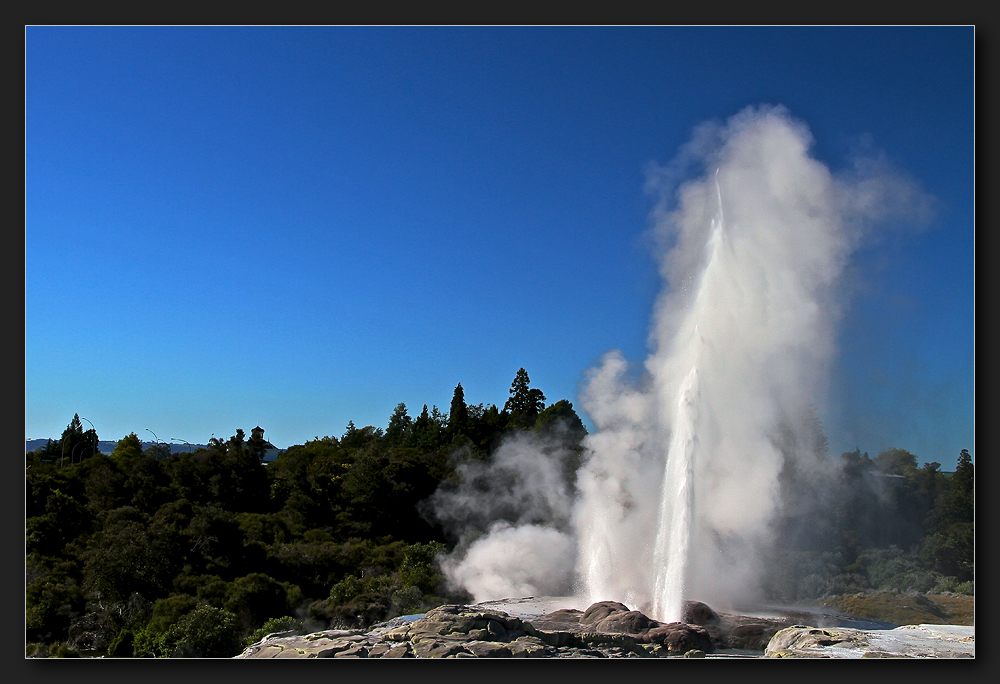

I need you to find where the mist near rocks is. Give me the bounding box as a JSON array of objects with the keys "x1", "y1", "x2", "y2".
[
  {"x1": 432, "y1": 105, "x2": 931, "y2": 620},
  {"x1": 427, "y1": 430, "x2": 578, "y2": 601}
]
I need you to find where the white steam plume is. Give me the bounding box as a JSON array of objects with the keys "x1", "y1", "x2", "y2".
[
  {"x1": 429, "y1": 105, "x2": 929, "y2": 618},
  {"x1": 429, "y1": 430, "x2": 578, "y2": 603},
  {"x1": 575, "y1": 104, "x2": 930, "y2": 621}
]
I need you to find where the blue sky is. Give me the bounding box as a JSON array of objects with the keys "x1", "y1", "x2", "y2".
[{"x1": 25, "y1": 26, "x2": 974, "y2": 469}]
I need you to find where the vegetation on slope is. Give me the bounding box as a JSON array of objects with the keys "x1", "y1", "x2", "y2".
[{"x1": 25, "y1": 370, "x2": 973, "y2": 657}]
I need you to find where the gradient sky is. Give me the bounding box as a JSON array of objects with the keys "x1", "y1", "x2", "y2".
[{"x1": 25, "y1": 26, "x2": 974, "y2": 469}]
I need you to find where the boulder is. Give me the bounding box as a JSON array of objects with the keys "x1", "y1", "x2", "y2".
[
  {"x1": 641, "y1": 622, "x2": 714, "y2": 654},
  {"x1": 507, "y1": 636, "x2": 549, "y2": 658},
  {"x1": 412, "y1": 638, "x2": 471, "y2": 659},
  {"x1": 725, "y1": 623, "x2": 780, "y2": 651},
  {"x1": 682, "y1": 600, "x2": 721, "y2": 626},
  {"x1": 530, "y1": 608, "x2": 585, "y2": 633},
  {"x1": 580, "y1": 601, "x2": 632, "y2": 626},
  {"x1": 465, "y1": 641, "x2": 514, "y2": 658},
  {"x1": 593, "y1": 609, "x2": 658, "y2": 634}
]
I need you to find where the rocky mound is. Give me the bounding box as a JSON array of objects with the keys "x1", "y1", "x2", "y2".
[
  {"x1": 765, "y1": 624, "x2": 975, "y2": 658},
  {"x1": 236, "y1": 599, "x2": 975, "y2": 659},
  {"x1": 237, "y1": 601, "x2": 715, "y2": 658}
]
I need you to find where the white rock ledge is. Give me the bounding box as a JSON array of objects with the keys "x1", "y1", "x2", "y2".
[{"x1": 765, "y1": 623, "x2": 974, "y2": 658}]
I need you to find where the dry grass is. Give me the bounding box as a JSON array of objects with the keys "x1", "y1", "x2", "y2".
[{"x1": 817, "y1": 593, "x2": 974, "y2": 626}]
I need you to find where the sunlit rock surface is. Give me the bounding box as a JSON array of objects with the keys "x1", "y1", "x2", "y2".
[
  {"x1": 235, "y1": 597, "x2": 974, "y2": 659},
  {"x1": 765, "y1": 624, "x2": 974, "y2": 658},
  {"x1": 237, "y1": 599, "x2": 714, "y2": 658}
]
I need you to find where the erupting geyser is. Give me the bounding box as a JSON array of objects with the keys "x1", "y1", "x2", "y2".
[
  {"x1": 575, "y1": 104, "x2": 926, "y2": 622},
  {"x1": 437, "y1": 104, "x2": 929, "y2": 622}
]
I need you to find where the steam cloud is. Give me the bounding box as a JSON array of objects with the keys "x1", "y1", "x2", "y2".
[
  {"x1": 429, "y1": 430, "x2": 578, "y2": 602},
  {"x1": 433, "y1": 105, "x2": 930, "y2": 620}
]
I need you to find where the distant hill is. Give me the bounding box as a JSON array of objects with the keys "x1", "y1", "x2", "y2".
[{"x1": 25, "y1": 439, "x2": 206, "y2": 456}]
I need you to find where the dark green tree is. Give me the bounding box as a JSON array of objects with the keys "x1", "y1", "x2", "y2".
[
  {"x1": 159, "y1": 605, "x2": 243, "y2": 657},
  {"x1": 110, "y1": 433, "x2": 144, "y2": 460},
  {"x1": 874, "y1": 448, "x2": 918, "y2": 476},
  {"x1": 534, "y1": 399, "x2": 587, "y2": 439},
  {"x1": 413, "y1": 404, "x2": 441, "y2": 450},
  {"x1": 448, "y1": 384, "x2": 469, "y2": 437},
  {"x1": 937, "y1": 449, "x2": 974, "y2": 527},
  {"x1": 385, "y1": 403, "x2": 413, "y2": 446},
  {"x1": 503, "y1": 368, "x2": 546, "y2": 429},
  {"x1": 341, "y1": 421, "x2": 382, "y2": 450},
  {"x1": 80, "y1": 507, "x2": 176, "y2": 606},
  {"x1": 223, "y1": 573, "x2": 294, "y2": 634},
  {"x1": 921, "y1": 449, "x2": 974, "y2": 581},
  {"x1": 227, "y1": 429, "x2": 247, "y2": 458},
  {"x1": 60, "y1": 414, "x2": 98, "y2": 465}
]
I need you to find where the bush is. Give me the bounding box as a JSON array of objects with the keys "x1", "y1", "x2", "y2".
[
  {"x1": 49, "y1": 642, "x2": 80, "y2": 657},
  {"x1": 399, "y1": 541, "x2": 446, "y2": 593},
  {"x1": 223, "y1": 573, "x2": 291, "y2": 632},
  {"x1": 244, "y1": 615, "x2": 302, "y2": 647},
  {"x1": 328, "y1": 575, "x2": 363, "y2": 604},
  {"x1": 953, "y1": 581, "x2": 974, "y2": 596},
  {"x1": 25, "y1": 643, "x2": 48, "y2": 658},
  {"x1": 148, "y1": 594, "x2": 199, "y2": 634},
  {"x1": 389, "y1": 586, "x2": 424, "y2": 616},
  {"x1": 130, "y1": 625, "x2": 162, "y2": 657},
  {"x1": 159, "y1": 606, "x2": 243, "y2": 658}
]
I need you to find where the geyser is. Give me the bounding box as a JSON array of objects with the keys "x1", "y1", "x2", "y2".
[
  {"x1": 575, "y1": 104, "x2": 926, "y2": 622},
  {"x1": 436, "y1": 104, "x2": 929, "y2": 622}
]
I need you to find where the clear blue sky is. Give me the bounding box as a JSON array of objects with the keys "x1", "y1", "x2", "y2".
[{"x1": 25, "y1": 26, "x2": 974, "y2": 469}]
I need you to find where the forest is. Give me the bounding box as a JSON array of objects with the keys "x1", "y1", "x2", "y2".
[{"x1": 25, "y1": 368, "x2": 973, "y2": 657}]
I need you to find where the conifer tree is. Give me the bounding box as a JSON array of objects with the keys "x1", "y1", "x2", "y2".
[
  {"x1": 503, "y1": 368, "x2": 546, "y2": 428},
  {"x1": 448, "y1": 384, "x2": 469, "y2": 436}
]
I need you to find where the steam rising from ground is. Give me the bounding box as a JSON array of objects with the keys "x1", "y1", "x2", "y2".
[
  {"x1": 433, "y1": 105, "x2": 930, "y2": 619},
  {"x1": 429, "y1": 430, "x2": 578, "y2": 601}
]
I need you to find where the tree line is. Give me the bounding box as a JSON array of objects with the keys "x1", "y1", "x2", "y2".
[
  {"x1": 25, "y1": 367, "x2": 972, "y2": 657},
  {"x1": 763, "y1": 445, "x2": 975, "y2": 603},
  {"x1": 25, "y1": 368, "x2": 587, "y2": 657}
]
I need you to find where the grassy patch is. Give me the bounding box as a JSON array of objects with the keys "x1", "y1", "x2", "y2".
[{"x1": 817, "y1": 593, "x2": 974, "y2": 626}]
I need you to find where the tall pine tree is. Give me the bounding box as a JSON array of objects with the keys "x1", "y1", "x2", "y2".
[{"x1": 503, "y1": 368, "x2": 545, "y2": 429}]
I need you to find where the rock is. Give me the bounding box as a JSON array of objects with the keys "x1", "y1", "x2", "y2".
[
  {"x1": 764, "y1": 624, "x2": 975, "y2": 658},
  {"x1": 682, "y1": 600, "x2": 720, "y2": 626},
  {"x1": 240, "y1": 598, "x2": 974, "y2": 659},
  {"x1": 725, "y1": 623, "x2": 780, "y2": 650},
  {"x1": 465, "y1": 641, "x2": 513, "y2": 658},
  {"x1": 642, "y1": 622, "x2": 713, "y2": 654},
  {"x1": 412, "y1": 638, "x2": 470, "y2": 658},
  {"x1": 531, "y1": 608, "x2": 585, "y2": 630},
  {"x1": 536, "y1": 630, "x2": 574, "y2": 648},
  {"x1": 766, "y1": 625, "x2": 870, "y2": 656},
  {"x1": 378, "y1": 643, "x2": 413, "y2": 658},
  {"x1": 580, "y1": 601, "x2": 632, "y2": 626},
  {"x1": 508, "y1": 636, "x2": 549, "y2": 658},
  {"x1": 574, "y1": 631, "x2": 636, "y2": 650},
  {"x1": 594, "y1": 609, "x2": 657, "y2": 634}
]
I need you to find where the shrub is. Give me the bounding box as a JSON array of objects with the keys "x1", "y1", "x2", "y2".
[
  {"x1": 328, "y1": 575, "x2": 363, "y2": 604},
  {"x1": 244, "y1": 615, "x2": 302, "y2": 647},
  {"x1": 148, "y1": 594, "x2": 199, "y2": 634},
  {"x1": 223, "y1": 573, "x2": 291, "y2": 633},
  {"x1": 389, "y1": 586, "x2": 424, "y2": 616},
  {"x1": 159, "y1": 606, "x2": 243, "y2": 658},
  {"x1": 130, "y1": 625, "x2": 162, "y2": 657},
  {"x1": 49, "y1": 642, "x2": 80, "y2": 657},
  {"x1": 954, "y1": 580, "x2": 974, "y2": 596},
  {"x1": 25, "y1": 643, "x2": 48, "y2": 658}
]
